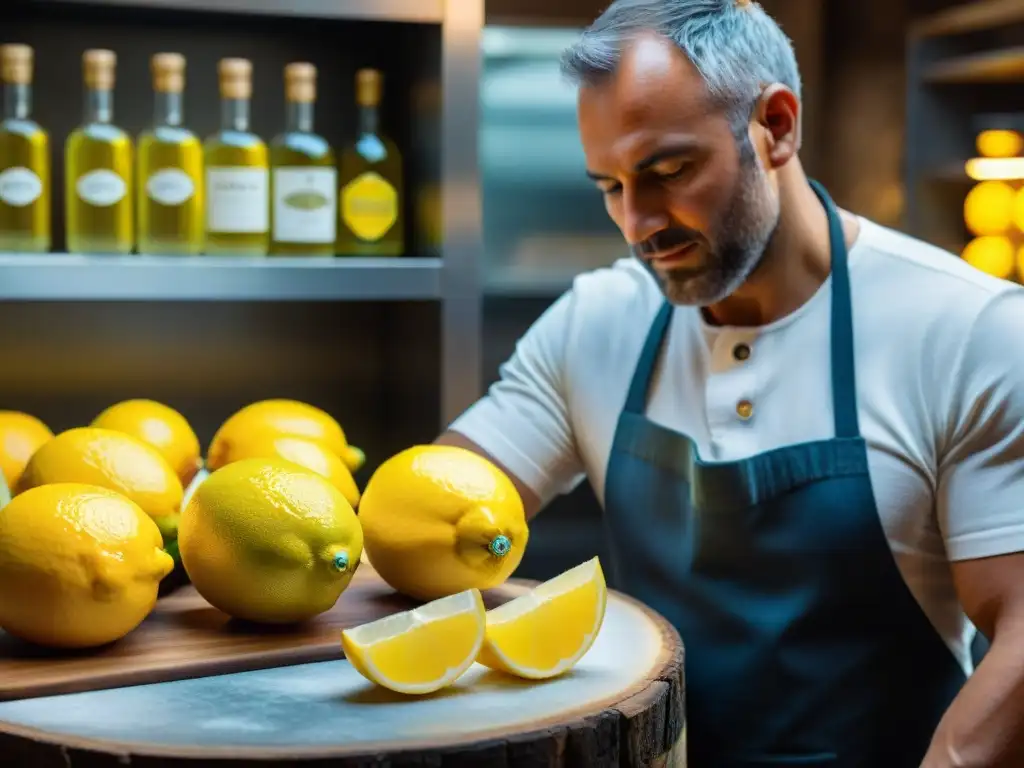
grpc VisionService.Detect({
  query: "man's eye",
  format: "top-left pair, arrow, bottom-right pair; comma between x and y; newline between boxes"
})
599,182 -> 622,195
656,163 -> 688,180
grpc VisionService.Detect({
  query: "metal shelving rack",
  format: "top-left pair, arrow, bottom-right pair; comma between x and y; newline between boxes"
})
2,0 -> 483,442
904,0 -> 1024,251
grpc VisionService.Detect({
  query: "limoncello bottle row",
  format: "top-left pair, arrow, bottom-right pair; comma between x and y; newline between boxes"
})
0,44 -> 404,257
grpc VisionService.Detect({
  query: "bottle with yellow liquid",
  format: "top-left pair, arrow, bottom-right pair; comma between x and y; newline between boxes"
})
337,69 -> 404,257
269,63 -> 336,256
66,49 -> 133,255
137,53 -> 203,255
0,44 -> 50,253
204,58 -> 268,256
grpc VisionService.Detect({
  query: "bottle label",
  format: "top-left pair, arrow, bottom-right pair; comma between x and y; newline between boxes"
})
342,171 -> 398,242
0,167 -> 43,208
147,168 -> 195,207
76,169 -> 127,207
272,167 -> 337,244
206,167 -> 269,234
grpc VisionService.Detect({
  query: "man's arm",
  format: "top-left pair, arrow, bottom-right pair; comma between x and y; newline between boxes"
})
921,290 -> 1024,767
437,291 -> 585,520
922,555 -> 1024,767
435,431 -> 544,519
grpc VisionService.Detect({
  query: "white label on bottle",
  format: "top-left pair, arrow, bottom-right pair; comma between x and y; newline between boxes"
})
206,167 -> 269,234
0,167 -> 43,208
147,168 -> 195,207
76,169 -> 127,207
272,167 -> 337,244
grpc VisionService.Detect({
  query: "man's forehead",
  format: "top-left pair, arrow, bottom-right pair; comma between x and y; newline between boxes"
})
577,33 -> 712,125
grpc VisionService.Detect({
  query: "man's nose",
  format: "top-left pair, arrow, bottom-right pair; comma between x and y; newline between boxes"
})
621,186 -> 670,248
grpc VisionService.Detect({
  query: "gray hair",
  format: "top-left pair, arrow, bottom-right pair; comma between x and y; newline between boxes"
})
560,0 -> 802,137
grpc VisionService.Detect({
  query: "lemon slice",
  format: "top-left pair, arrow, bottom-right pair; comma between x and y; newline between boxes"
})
477,557 -> 607,679
341,588 -> 486,695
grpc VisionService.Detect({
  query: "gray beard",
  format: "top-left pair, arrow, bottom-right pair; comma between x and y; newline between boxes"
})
647,153 -> 781,307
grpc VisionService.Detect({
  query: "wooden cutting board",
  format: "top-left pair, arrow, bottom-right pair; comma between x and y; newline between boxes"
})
0,566 -> 523,702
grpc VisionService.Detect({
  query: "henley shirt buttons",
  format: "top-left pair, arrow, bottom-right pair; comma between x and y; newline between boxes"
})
733,343 -> 751,361
736,399 -> 754,420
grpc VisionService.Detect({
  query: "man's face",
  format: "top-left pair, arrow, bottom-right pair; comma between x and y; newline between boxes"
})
577,35 -> 781,306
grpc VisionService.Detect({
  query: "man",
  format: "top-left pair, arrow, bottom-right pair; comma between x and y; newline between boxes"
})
438,0 -> 1024,765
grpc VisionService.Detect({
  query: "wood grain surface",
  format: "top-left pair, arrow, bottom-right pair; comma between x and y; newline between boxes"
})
0,567 -> 686,767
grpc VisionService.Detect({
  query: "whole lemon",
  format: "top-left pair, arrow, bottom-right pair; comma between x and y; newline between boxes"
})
92,399 -> 202,488
207,399 -> 365,474
179,458 -> 363,624
209,430 -> 360,508
0,411 -> 53,491
0,483 -> 174,648
18,427 -> 184,543
359,445 -> 529,601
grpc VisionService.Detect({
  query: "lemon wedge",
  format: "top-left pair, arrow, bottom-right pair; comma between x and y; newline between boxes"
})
477,557 -> 607,680
341,588 -> 486,695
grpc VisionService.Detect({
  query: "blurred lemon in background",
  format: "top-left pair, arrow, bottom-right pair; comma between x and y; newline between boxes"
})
18,427 -> 184,543
207,399 -> 365,474
0,411 -> 53,493
92,399 -> 202,488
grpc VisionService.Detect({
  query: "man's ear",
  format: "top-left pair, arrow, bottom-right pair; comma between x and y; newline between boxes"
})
753,84 -> 800,168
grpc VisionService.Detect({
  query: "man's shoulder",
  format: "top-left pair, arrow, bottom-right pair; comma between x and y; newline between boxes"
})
851,217 -> 1022,335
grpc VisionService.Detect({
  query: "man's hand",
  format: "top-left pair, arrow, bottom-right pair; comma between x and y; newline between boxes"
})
921,552 -> 1024,767
434,431 -> 544,519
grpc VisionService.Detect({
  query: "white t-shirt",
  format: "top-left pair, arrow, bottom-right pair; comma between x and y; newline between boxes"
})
450,216 -> 1024,675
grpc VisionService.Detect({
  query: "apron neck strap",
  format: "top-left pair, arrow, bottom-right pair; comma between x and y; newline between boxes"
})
622,179 -> 860,440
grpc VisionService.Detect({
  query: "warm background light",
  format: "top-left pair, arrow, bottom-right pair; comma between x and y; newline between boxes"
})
962,235 -> 1014,280
963,129 -> 1024,281
977,129 -> 1024,158
964,180 -> 1014,235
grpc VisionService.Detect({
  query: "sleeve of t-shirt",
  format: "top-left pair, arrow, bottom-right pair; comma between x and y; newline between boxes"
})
937,287 -> 1024,561
447,290 -> 586,508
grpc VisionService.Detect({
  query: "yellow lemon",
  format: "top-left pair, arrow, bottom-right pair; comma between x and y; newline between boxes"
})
358,445 -> 529,601
208,399 -> 365,473
208,431 -> 360,508
0,483 -> 174,648
0,411 -> 54,492
17,427 -> 184,543
178,458 -> 363,624
341,588 -> 486,695
92,399 -> 202,488
477,557 -> 607,679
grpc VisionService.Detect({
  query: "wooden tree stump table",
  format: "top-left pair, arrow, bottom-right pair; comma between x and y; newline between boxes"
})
0,569 -> 686,767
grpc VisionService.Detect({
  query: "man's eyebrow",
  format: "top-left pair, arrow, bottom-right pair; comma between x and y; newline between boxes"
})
585,141 -> 700,180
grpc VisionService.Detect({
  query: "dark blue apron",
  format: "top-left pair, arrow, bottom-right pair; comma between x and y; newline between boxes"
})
603,181 -> 966,767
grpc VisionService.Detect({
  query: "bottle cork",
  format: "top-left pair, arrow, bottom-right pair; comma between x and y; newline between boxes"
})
355,68 -> 382,108
284,62 -> 316,104
83,49 -> 116,90
218,57 -> 252,100
152,52 -> 185,94
0,44 -> 33,86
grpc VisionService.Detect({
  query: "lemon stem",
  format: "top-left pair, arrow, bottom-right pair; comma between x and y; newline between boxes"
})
333,551 -> 350,572
489,535 -> 511,558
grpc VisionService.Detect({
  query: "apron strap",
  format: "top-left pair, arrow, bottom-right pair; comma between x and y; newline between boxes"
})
622,179 -> 860,440
623,301 -> 673,414
809,179 -> 860,440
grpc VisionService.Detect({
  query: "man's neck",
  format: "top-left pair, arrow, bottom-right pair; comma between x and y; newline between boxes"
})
703,164 -> 860,328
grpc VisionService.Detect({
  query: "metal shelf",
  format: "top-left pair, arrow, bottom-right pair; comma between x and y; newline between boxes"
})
0,254 -> 443,301
911,0 -> 1024,39
923,47 -> 1024,84
36,0 -> 444,23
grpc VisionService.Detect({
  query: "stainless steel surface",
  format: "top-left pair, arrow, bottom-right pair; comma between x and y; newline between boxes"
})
480,26 -> 625,297
440,0 -> 485,427
34,0 -> 444,24
0,595 -> 661,753
0,255 -> 442,301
